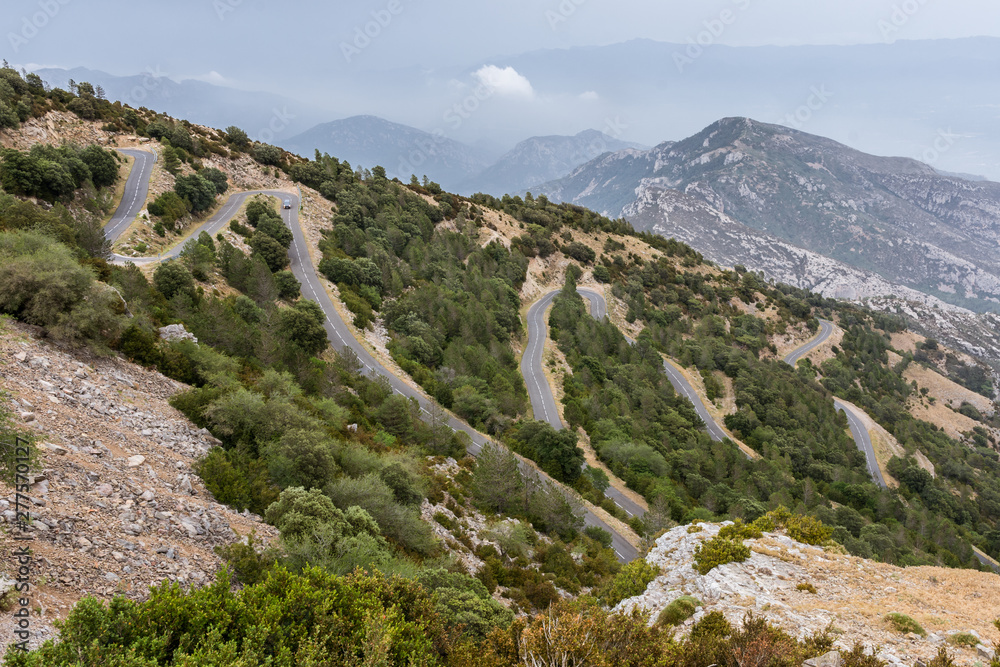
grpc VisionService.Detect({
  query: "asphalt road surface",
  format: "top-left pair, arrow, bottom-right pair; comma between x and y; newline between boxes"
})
972,546 -> 1000,573
659,358 -> 730,443
106,149 -> 156,243
521,288 -> 645,520
783,319 -> 834,366
834,399 -> 888,489
102,168 -> 639,562
784,321 -> 888,489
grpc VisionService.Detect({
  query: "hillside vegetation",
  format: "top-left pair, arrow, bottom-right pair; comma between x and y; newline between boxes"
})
0,65 -> 998,664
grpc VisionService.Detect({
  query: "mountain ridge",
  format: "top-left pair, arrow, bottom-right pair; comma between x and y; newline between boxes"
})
538,117 -> 1000,314
459,129 -> 646,196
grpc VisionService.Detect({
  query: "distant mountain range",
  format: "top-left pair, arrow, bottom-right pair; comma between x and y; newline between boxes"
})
32,67 -> 324,144
283,115 -> 492,189
283,116 -> 643,196
537,117 -> 1000,313
458,130 -> 646,196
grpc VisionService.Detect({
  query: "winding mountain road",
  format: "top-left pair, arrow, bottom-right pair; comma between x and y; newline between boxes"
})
102,161 -> 639,562
783,319 -> 834,366
834,398 -> 888,489
523,289 -> 733,447
521,286 -> 754,518
521,288 -> 645,519
784,320 -> 887,489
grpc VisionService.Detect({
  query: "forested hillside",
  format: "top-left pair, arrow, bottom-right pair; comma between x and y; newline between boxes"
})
1,64 -> 998,664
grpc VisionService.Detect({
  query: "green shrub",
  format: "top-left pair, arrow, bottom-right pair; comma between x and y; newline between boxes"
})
4,568 -> 445,666
884,612 -> 925,636
945,632 -> 978,648
584,525 -> 613,548
690,610 -> 733,640
718,519 -> 763,541
523,577 -> 559,610
785,514 -> 833,545
840,641 -> 890,667
148,190 -> 190,224
214,531 -> 277,586
274,270 -> 300,300
687,525 -> 703,533
600,559 -> 660,606
693,536 -> 751,575
796,582 -> 817,594
153,261 -> 195,300
564,241 -> 596,264
657,595 -> 700,626
340,286 -> 373,329
763,507 -> 832,545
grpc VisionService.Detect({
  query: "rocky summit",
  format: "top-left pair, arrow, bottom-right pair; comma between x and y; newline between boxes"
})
538,117 -> 1000,314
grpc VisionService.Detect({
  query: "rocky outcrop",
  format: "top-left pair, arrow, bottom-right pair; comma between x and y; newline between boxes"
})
158,324 -> 198,344
617,522 -> 1000,667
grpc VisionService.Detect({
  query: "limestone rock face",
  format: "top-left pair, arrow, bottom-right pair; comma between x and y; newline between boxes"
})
617,522 -> 1000,667
158,324 -> 198,344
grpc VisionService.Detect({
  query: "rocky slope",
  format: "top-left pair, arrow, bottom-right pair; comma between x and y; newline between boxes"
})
538,117 -> 1000,314
0,321 -> 277,649
619,522 -> 1000,667
622,185 -> 964,309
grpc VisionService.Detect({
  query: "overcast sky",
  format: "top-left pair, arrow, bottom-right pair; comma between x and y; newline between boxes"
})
7,0 -> 1000,88
5,0 -> 1000,179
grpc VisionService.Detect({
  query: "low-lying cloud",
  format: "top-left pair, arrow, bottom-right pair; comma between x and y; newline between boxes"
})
474,65 -> 534,98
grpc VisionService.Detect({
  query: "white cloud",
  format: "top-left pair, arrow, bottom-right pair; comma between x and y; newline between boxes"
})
473,65 -> 534,98
579,90 -> 600,101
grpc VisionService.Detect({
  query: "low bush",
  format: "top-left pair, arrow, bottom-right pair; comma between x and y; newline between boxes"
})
690,610 -> 733,640
945,632 -> 978,648
884,612 -> 925,636
796,582 -> 818,594
657,595 -> 700,626
600,559 -> 659,606
584,525 -> 613,548
693,536 -> 751,575
719,519 -> 763,541
763,506 -> 832,545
